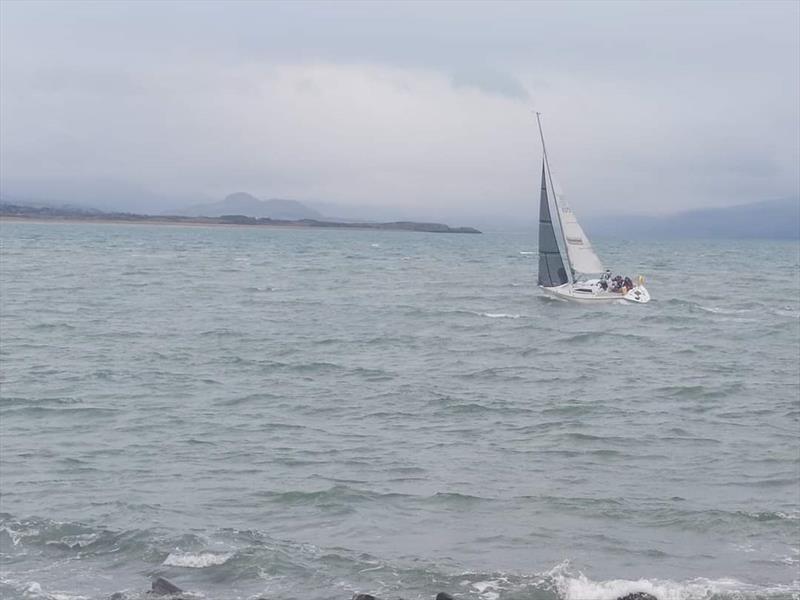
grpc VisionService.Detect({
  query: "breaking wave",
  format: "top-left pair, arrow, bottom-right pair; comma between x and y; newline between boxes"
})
162,551 -> 232,568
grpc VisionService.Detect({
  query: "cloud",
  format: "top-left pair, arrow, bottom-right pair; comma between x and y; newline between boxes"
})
0,0 -> 797,221
450,67 -> 530,101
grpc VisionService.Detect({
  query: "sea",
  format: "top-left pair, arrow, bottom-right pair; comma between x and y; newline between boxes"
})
0,221 -> 798,600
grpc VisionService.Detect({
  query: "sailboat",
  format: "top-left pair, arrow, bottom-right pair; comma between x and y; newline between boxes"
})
535,113 -> 651,304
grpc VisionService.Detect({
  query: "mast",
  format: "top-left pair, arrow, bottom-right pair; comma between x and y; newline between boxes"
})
535,112 -> 573,285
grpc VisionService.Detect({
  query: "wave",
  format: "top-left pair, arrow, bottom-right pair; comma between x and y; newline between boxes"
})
459,562 -> 800,600
697,305 -> 753,315
653,383 -> 745,400
456,310 -> 524,319
163,551 -> 232,568
0,579 -> 92,600
217,392 -> 281,406
28,322 -> 76,331
1,513 -> 797,600
461,367 -> 528,381
0,396 -> 82,408
559,331 -> 641,343
771,306 -> 800,319
253,485 -> 408,506
665,298 -> 777,321
0,516 -> 152,558
551,564 -> 798,600
745,510 -> 800,522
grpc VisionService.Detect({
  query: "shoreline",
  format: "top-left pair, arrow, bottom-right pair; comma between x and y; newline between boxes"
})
0,212 -> 481,234
0,215 -> 311,231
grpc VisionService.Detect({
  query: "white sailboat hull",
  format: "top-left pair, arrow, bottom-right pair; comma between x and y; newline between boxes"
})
540,281 -> 651,304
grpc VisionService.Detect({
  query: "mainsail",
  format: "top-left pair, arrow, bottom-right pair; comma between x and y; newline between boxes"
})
538,164 -> 570,287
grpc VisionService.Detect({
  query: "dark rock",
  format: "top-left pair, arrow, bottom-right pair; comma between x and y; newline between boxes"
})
353,595 -> 377,600
150,577 -> 182,595
616,593 -> 658,600
109,594 -> 126,600
436,594 -> 455,600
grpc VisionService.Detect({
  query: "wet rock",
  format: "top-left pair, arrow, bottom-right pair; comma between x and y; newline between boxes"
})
150,577 -> 183,596
436,594 -> 455,600
617,593 -> 658,600
352,595 -> 377,600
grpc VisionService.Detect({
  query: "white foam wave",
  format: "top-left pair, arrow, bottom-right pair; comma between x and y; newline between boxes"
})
746,510 -> 800,521
47,533 -> 99,548
698,305 -> 752,315
0,579 -> 89,600
782,546 -> 800,565
480,313 -> 521,319
547,561 -> 799,600
163,551 -> 232,568
559,573 -> 729,600
470,578 -> 506,600
23,582 -> 43,598
777,511 -> 800,520
0,525 -> 39,546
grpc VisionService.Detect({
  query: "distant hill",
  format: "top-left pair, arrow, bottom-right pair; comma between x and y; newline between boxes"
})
0,178 -> 202,215
173,192 -> 324,220
0,202 -> 480,234
587,197 -> 799,240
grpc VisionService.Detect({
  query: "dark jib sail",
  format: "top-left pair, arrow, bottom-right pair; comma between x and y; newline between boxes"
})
538,163 -> 569,287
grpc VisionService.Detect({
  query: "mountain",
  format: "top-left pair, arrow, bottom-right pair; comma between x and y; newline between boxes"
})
173,192 -> 324,220
0,178 -> 202,215
586,197 -> 800,240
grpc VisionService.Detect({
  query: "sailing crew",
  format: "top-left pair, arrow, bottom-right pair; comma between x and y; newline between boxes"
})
623,277 -> 634,292
599,270 -> 611,290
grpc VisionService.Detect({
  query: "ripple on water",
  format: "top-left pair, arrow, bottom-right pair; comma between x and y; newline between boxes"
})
0,226 -> 798,599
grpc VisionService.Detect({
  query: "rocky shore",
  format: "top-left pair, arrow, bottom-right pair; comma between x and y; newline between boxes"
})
113,576 -> 660,600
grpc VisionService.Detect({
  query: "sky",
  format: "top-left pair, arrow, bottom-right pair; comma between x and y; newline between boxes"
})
1,0 -> 798,222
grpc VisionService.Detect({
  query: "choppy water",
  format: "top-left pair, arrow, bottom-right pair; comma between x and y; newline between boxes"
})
0,221 -> 798,600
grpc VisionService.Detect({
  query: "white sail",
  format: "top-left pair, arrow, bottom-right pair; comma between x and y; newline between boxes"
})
556,193 -> 605,276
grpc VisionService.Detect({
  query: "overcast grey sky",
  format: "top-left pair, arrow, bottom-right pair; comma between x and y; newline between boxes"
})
1,0 -> 798,219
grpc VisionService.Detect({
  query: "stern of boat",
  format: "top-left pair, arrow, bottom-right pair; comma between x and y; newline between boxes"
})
624,285 -> 650,303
